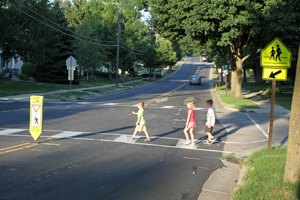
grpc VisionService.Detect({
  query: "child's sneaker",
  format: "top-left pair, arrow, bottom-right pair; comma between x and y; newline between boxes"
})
210,138 -> 216,144
144,138 -> 151,142
127,136 -> 133,141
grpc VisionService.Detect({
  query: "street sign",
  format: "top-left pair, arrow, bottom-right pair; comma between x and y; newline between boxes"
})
218,68 -> 222,74
260,38 -> 292,68
66,56 -> 76,81
224,71 -> 228,75
262,68 -> 287,81
29,96 -> 43,140
224,65 -> 228,71
66,56 -> 77,70
68,68 -> 75,81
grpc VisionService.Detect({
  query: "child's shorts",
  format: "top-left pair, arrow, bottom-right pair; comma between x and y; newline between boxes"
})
135,124 -> 147,132
205,126 -> 213,133
188,122 -> 196,128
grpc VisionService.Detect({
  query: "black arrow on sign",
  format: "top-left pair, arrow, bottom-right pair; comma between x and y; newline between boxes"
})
269,70 -> 282,78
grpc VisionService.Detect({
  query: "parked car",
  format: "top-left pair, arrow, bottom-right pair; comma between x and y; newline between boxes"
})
142,71 -> 163,78
127,67 -> 138,77
190,76 -> 202,85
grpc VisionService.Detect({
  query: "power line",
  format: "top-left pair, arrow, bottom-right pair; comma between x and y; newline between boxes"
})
120,45 -> 144,55
2,0 -> 146,55
12,0 -> 118,44
1,0 -> 119,47
12,0 -> 147,53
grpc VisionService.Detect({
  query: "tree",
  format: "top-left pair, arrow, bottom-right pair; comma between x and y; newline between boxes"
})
34,1 -> 79,84
149,0 -> 300,98
0,0 -> 58,64
284,43 -> 300,184
156,38 -> 177,69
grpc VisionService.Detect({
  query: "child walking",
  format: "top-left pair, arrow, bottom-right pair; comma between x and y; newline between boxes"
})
205,99 -> 216,144
183,101 -> 196,145
128,102 -> 151,142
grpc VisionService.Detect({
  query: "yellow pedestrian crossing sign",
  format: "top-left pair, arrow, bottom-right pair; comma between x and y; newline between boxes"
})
30,96 -> 44,140
262,68 -> 287,81
260,38 -> 292,68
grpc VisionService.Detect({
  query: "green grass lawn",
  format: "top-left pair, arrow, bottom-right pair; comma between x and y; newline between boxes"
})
218,94 -> 259,110
44,91 -> 94,101
259,93 -> 293,110
233,146 -> 299,200
0,76 -> 145,97
0,81 -> 102,97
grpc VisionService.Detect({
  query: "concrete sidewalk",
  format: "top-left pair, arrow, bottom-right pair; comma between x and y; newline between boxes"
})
198,84 -> 291,199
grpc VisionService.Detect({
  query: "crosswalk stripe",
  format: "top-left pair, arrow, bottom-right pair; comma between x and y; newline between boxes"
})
0,129 -> 26,135
102,103 -> 119,106
114,135 -> 140,143
176,139 -> 197,149
161,106 -> 175,108
76,102 -> 91,104
51,131 -> 84,138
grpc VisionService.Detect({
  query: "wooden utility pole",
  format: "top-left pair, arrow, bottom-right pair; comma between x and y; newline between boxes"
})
112,2 -> 130,86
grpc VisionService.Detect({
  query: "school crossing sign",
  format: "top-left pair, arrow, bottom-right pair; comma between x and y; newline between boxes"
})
261,38 -> 292,81
260,38 -> 292,68
30,96 -> 44,140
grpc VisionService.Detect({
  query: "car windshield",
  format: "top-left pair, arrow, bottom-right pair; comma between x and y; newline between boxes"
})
192,76 -> 199,79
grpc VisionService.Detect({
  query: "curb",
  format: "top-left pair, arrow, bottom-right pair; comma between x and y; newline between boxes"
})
213,87 -> 239,112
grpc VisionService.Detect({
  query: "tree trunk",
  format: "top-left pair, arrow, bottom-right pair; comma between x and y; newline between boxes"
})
284,43 -> 300,183
252,54 -> 265,83
231,67 -> 236,95
243,65 -> 247,82
228,46 -> 236,95
235,57 -> 243,99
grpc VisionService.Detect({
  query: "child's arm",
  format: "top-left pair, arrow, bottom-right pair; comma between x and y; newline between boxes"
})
207,116 -> 212,128
132,111 -> 138,115
136,115 -> 141,125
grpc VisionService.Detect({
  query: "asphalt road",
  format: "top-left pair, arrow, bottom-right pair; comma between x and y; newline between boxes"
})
0,56 -> 227,200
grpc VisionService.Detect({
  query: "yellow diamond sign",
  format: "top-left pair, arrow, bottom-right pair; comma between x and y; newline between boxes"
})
260,38 -> 292,68
262,68 -> 287,81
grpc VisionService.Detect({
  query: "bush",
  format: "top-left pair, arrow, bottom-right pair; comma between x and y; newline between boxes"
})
21,62 -> 35,77
18,74 -> 29,81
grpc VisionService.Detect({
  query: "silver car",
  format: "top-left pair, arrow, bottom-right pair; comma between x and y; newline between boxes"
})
190,76 -> 202,85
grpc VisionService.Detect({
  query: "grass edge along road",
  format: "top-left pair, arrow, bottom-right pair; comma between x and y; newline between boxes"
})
232,146 -> 299,200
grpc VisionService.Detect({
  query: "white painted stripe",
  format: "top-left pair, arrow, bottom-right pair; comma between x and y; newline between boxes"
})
102,103 -> 119,105
114,135 -> 140,143
76,102 -> 91,104
0,129 -> 26,135
161,106 -> 175,109
245,113 -> 269,138
194,108 -> 204,110
131,105 -> 138,107
51,131 -> 84,138
101,138 -> 233,154
176,139 -> 197,149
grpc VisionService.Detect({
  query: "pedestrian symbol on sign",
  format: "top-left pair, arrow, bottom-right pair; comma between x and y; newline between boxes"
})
34,116 -> 39,125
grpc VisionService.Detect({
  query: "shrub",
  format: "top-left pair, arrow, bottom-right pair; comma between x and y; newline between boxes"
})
21,62 -> 35,77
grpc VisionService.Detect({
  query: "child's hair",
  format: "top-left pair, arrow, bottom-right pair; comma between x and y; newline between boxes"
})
206,99 -> 213,105
138,101 -> 144,108
187,101 -> 195,109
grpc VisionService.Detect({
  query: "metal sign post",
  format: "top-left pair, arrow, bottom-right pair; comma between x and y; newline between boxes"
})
224,65 -> 229,95
66,56 -> 77,96
260,38 -> 292,148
